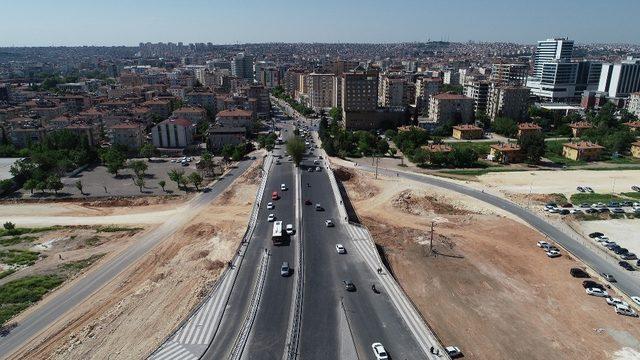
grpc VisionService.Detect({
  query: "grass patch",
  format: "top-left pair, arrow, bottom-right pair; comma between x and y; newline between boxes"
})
84,236 -> 103,247
439,168 -> 527,176
59,254 -> 104,273
450,141 -> 497,157
0,250 -> 40,266
95,225 -> 143,233
0,236 -> 37,247
0,275 -> 64,325
621,192 -> 640,200
0,226 -> 65,238
572,165 -> 640,171
570,193 -> 623,204
0,269 -> 16,279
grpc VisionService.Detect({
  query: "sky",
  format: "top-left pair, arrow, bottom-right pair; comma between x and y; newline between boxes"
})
0,0 -> 638,46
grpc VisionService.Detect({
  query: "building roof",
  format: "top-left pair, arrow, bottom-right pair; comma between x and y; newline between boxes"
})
433,93 -> 471,100
490,143 -> 521,152
397,125 -> 425,133
421,144 -> 453,153
110,123 -> 142,130
217,108 -> 252,118
623,121 -> 640,128
517,122 -> 542,130
157,117 -> 193,127
562,141 -> 604,150
569,121 -> 592,129
174,106 -> 206,114
452,124 -> 483,131
209,126 -> 246,134
631,141 -> 640,147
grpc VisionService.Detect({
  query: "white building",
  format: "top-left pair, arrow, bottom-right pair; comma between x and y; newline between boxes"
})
151,118 -> 194,149
598,57 -> 640,98
628,92 -> 640,118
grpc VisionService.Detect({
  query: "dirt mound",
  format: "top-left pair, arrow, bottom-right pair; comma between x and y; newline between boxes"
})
182,223 -> 218,239
391,190 -> 470,216
80,196 -> 182,208
336,167 -> 379,201
334,167 -> 354,181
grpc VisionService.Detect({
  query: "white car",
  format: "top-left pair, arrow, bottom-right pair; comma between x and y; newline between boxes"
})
586,287 -> 609,297
606,297 -> 629,307
548,208 -> 560,213
267,202 -> 274,210
281,184 -> 287,191
537,240 -> 550,248
546,250 -> 561,258
371,343 -> 388,360
632,296 -> 640,306
325,219 -> 334,227
268,214 -> 275,222
335,244 -> 346,254
595,236 -> 609,243
315,166 -> 321,172
446,346 -> 463,358
615,304 -> 638,317
286,224 -> 294,235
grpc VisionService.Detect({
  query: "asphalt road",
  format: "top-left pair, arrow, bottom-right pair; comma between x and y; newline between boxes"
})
0,159 -> 254,358
202,122 -> 298,359
357,164 -> 640,299
298,142 -> 424,360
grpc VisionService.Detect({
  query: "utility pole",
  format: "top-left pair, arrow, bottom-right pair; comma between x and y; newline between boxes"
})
374,153 -> 379,179
429,221 -> 435,256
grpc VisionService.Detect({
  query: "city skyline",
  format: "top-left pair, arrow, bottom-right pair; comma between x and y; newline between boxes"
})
1,0 -> 639,46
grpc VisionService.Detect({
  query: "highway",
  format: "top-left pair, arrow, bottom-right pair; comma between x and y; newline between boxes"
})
355,163 -> 640,300
0,159 -> 255,358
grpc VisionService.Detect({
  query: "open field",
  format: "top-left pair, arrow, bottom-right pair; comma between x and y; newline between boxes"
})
337,164 -> 640,360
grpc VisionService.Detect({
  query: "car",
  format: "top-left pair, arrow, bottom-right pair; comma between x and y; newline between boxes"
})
325,219 -> 334,227
608,202 -> 621,208
371,343 -> 388,360
307,167 -> 314,172
602,273 -> 617,282
614,247 -> 629,255
570,209 -> 583,215
622,253 -> 637,260
315,204 -> 323,211
586,287 -> 609,297
561,203 -> 574,208
585,208 -> 599,214
604,242 -> 618,249
577,186 -> 585,192
615,304 -> 638,317
589,232 -> 605,238
570,268 -> 590,278
446,346 -> 463,358
607,297 -> 629,307
268,214 -> 275,222
598,208 -> 610,213
280,262 -> 290,276
335,244 -> 346,254
281,184 -> 287,191
612,208 -> 625,214
592,202 -> 606,208
343,280 -> 356,292
272,191 -> 279,200
582,280 -> 604,289
304,199 -> 312,205
315,166 -> 321,172
267,202 -> 274,210
580,203 -> 591,208
594,236 -> 609,243
585,187 -> 594,193
621,201 -> 634,207
286,224 -> 294,235
546,250 -> 561,258
170,159 -> 176,163
537,240 -> 550,248
619,261 -> 634,271
631,296 -> 640,306
181,161 -> 189,166
548,208 -> 560,213
545,202 -> 558,208
632,185 -> 640,192
559,209 -> 570,215
275,160 -> 281,165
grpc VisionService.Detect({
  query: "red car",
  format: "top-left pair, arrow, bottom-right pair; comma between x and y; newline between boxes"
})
272,191 -> 279,200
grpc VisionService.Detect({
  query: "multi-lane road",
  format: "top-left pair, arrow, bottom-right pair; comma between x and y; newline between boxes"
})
0,159 -> 255,358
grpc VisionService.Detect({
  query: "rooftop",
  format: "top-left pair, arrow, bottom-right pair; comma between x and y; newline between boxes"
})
421,144 -> 453,152
569,121 -> 592,129
452,124 -> 482,131
563,141 -> 604,150
517,122 -> 542,130
433,93 -> 471,100
217,108 -> 252,118
491,143 -> 521,151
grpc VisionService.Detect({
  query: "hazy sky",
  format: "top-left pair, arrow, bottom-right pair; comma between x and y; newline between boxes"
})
1,0 -> 638,46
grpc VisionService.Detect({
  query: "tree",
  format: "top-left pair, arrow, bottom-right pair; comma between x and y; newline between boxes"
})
24,179 -> 38,195
101,147 -> 126,177
75,180 -> 84,195
3,221 -> 15,231
134,177 -> 145,193
128,160 -> 148,178
492,117 -> 518,137
168,169 -> 186,190
36,181 -> 47,194
139,143 -> 156,161
388,147 -> 398,158
329,107 -> 343,121
187,172 -> 203,191
518,133 -> 546,164
159,180 -> 166,192
286,137 -> 306,166
47,175 -> 64,194
412,148 -> 429,165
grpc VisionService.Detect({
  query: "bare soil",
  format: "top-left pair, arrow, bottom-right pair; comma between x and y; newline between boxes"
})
339,165 -> 640,360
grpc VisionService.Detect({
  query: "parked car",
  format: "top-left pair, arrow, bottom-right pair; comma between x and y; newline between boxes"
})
585,208 -> 599,214
615,304 -> 638,317
446,346 -> 463,359
335,244 -> 346,254
619,261 -> 634,271
286,224 -> 294,235
598,208 -> 610,213
548,208 -> 560,213
602,273 -> 617,282
559,209 -> 570,215
570,268 -> 590,278
621,201 -> 634,207
586,287 -> 609,297
267,202 -> 274,210
304,199 -> 312,205
612,208 -> 625,214
561,203 -> 574,208
608,202 -> 621,208
622,253 -> 637,260
537,240 -> 550,248
545,203 -> 557,209
585,187 -> 594,193
576,186 -> 585,192
268,214 -> 275,222
607,297 -> 629,307
632,185 -> 640,192
582,280 -> 604,289
371,343 -> 389,360
580,203 -> 591,208
546,250 -> 561,258
631,296 -> 640,306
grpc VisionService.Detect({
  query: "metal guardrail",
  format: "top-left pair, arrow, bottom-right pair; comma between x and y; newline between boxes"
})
283,168 -> 304,360
228,252 -> 270,360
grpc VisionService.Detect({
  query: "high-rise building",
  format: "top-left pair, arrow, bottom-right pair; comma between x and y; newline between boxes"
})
491,63 -> 528,86
231,53 -> 255,79
487,85 -> 531,121
464,80 -> 491,114
531,38 -> 574,79
380,76 -> 412,108
415,77 -> 442,113
443,70 -> 460,85
428,93 -> 474,124
527,38 -> 579,101
598,57 -> 640,98
341,70 -> 379,113
307,73 -> 335,110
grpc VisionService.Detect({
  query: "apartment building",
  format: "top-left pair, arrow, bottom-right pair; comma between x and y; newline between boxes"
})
341,69 -> 381,129
151,118 -> 194,148
380,76 -> 412,108
428,93 -> 474,124
173,106 -> 207,124
109,123 -> 145,149
415,77 -> 442,112
627,92 -> 640,118
307,73 -> 335,110
231,53 -> 255,79
487,85 -> 530,121
491,63 -> 528,86
598,57 -> 640,98
464,79 -> 491,114
215,108 -> 253,129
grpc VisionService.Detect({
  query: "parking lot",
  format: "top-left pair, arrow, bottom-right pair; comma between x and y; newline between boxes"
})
12,157 -> 205,199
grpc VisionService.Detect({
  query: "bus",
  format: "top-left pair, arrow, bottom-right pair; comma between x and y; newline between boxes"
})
272,221 -> 285,245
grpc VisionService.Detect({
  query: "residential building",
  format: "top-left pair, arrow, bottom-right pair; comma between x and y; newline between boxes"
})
207,126 -> 246,150
452,124 -> 483,140
562,141 -> 604,161
284,69 -> 303,97
341,69 -> 380,129
487,85 -> 530,121
581,90 -> 609,109
569,121 -> 593,137
109,123 -> 145,149
151,118 -> 194,148
186,92 -> 216,112
380,76 -> 412,108
631,141 -> 640,159
490,143 -> 524,164
598,57 -> 640,98
10,127 -> 47,148
464,79 -> 491,114
231,53 -> 255,79
307,73 -> 335,110
215,108 -> 253,129
244,85 -> 270,118
443,70 -> 460,85
517,122 -> 542,137
173,106 -> 207,124
624,121 -> 640,132
142,99 -> 172,119
491,63 -> 528,86
415,77 -> 442,113
428,93 -> 474,124
65,124 -> 96,147
628,92 -> 640,118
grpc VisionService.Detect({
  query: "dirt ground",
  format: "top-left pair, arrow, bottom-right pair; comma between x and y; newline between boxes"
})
338,165 -> 640,360
8,159 -> 261,360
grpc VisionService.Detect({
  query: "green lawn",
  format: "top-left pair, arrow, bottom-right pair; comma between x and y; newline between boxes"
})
95,225 -> 143,233
0,249 -> 40,266
0,226 -> 64,238
0,275 -> 64,325
621,192 -> 640,200
59,254 -> 104,272
450,141 -> 497,157
569,193 -> 624,204
0,236 -> 37,247
0,269 -> 15,280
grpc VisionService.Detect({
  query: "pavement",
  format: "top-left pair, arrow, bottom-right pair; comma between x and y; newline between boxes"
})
0,158 -> 255,358
352,162 -> 640,301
